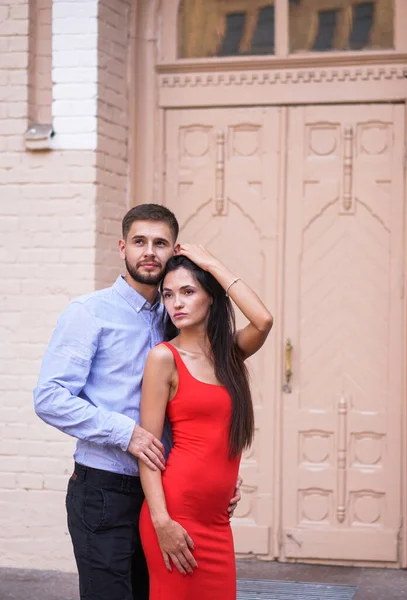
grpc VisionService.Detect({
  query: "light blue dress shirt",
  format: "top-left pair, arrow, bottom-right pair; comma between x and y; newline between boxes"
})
34,275 -> 170,476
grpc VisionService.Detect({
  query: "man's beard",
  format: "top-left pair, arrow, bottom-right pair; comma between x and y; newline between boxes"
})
125,257 -> 164,286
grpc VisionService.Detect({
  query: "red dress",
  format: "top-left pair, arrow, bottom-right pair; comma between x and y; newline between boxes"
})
139,342 -> 241,600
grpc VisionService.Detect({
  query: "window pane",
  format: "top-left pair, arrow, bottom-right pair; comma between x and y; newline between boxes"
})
312,10 -> 338,50
249,6 -> 275,55
178,0 -> 275,59
349,2 -> 374,49
218,13 -> 246,56
289,0 -> 394,54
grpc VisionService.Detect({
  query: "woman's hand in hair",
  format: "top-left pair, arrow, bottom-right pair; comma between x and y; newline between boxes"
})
177,244 -> 218,272
179,243 -> 273,359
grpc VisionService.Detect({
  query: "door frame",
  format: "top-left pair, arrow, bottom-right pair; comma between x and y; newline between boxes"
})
402,102 -> 407,569
129,0 -> 407,567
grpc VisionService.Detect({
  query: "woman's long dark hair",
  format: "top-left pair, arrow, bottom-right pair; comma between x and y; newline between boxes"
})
161,255 -> 254,457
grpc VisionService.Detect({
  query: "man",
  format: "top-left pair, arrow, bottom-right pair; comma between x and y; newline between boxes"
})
34,204 -> 241,600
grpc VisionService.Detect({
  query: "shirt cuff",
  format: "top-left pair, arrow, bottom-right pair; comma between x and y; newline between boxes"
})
111,414 -> 136,452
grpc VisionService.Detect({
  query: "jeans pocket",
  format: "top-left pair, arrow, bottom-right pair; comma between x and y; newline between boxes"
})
82,484 -> 109,533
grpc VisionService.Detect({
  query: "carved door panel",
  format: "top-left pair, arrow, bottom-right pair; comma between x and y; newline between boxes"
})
165,107 -> 280,556
282,104 -> 405,562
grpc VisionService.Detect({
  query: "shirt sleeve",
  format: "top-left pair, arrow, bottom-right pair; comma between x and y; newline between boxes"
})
33,301 -> 135,452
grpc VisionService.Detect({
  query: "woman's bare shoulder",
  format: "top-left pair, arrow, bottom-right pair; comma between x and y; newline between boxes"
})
147,342 -> 175,367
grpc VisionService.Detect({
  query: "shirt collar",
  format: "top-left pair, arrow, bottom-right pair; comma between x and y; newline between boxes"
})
113,275 -> 161,313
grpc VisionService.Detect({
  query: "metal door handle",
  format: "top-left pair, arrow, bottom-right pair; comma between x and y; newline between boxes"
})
283,338 -> 293,393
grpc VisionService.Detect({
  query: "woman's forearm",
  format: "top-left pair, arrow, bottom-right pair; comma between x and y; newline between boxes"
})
139,463 -> 170,526
208,260 -> 273,332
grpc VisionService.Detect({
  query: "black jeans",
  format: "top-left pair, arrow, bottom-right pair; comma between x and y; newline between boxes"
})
66,462 -> 149,600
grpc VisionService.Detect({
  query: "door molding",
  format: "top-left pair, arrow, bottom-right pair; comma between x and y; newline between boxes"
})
157,59 -> 407,107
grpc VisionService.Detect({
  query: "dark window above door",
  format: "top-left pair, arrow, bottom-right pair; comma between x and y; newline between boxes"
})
178,0 -> 395,58
289,0 -> 394,53
179,1 -> 275,58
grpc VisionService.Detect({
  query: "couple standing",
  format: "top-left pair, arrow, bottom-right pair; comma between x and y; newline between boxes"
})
34,204 -> 273,600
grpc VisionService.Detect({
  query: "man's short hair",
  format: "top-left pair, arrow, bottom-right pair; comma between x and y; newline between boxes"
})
122,204 -> 179,242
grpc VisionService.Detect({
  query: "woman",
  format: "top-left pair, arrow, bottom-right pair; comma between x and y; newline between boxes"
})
139,245 -> 273,600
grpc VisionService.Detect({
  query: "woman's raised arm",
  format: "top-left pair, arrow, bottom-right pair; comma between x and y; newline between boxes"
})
177,244 -> 273,359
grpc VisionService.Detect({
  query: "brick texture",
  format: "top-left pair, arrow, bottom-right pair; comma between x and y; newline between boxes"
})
28,0 -> 52,124
52,0 -> 98,150
0,0 -> 132,571
95,0 -> 132,288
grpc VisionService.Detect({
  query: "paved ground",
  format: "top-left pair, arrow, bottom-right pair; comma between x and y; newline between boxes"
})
1,560 -> 406,599
236,560 -> 407,600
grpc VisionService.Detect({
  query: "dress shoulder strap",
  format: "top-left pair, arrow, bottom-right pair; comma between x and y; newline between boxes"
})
158,341 -> 188,376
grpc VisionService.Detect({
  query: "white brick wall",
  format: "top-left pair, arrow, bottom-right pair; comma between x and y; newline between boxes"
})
0,0 -> 132,571
52,0 -> 98,150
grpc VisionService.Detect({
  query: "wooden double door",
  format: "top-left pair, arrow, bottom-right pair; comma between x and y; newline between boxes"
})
162,104 -> 405,564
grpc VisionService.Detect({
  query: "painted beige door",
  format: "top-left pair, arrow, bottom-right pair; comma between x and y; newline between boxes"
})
164,107 -> 280,556
282,104 -> 405,563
